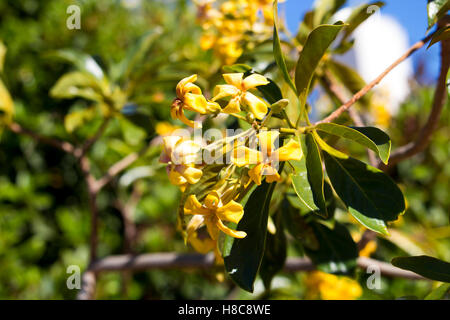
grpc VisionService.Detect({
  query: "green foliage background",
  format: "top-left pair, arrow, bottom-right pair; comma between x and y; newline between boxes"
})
0,0 -> 448,299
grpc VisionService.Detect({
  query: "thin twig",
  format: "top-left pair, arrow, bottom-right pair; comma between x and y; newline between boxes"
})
380,16 -> 450,169
7,122 -> 77,154
316,31 -> 436,125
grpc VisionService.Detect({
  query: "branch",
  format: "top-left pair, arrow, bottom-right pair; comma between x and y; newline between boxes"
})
7,122 -> 77,154
380,16 -> 450,169
316,32 -> 435,125
80,117 -> 111,156
93,142 -> 152,193
81,252 -> 426,280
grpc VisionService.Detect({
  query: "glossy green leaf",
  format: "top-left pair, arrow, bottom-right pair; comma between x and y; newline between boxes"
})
392,255 -> 450,282
49,49 -> 105,80
257,77 -> 283,105
259,210 -> 287,290
304,221 -> 358,275
290,134 -> 328,217
428,26 -> 450,49
273,0 -> 297,94
425,283 -> 450,300
427,0 -> 450,29
283,199 -> 319,250
316,123 -> 391,164
340,2 -> 385,43
312,130 -> 349,159
224,178 -> 278,292
295,23 -> 345,113
324,152 -> 405,235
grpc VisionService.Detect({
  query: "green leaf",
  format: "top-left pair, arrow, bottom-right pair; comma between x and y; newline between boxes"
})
315,123 -> 391,164
425,283 -> 450,300
259,210 -> 287,290
283,199 -> 319,250
64,106 -> 98,133
427,0 -> 450,29
324,152 -> 405,235
428,26 -> 450,49
295,23 -> 345,114
0,41 -> 6,73
304,221 -> 358,275
118,116 -> 147,146
222,64 -> 253,73
224,178 -> 278,292
49,50 -> 105,80
312,130 -> 349,159
273,0 -> 297,94
340,2 -> 385,43
257,77 -> 283,105
290,134 -> 328,217
326,59 -> 371,104
392,256 -> 450,282
50,71 -> 104,102
313,0 -> 347,26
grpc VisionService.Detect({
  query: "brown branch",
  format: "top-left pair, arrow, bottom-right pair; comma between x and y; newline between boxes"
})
93,143 -> 152,193
316,31 -> 436,125
320,73 -> 378,166
7,122 -> 77,154
380,16 -> 450,169
80,252 -> 425,280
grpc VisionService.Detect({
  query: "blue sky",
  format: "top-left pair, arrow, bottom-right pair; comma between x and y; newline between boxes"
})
282,0 -> 441,81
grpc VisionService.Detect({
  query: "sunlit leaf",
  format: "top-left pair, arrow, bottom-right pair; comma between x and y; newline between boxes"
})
427,0 -> 450,29
324,152 -> 405,235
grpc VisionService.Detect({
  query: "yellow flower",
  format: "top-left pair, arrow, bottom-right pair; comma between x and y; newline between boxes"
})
186,215 -> 216,254
160,136 -> 203,190
212,73 -> 269,120
305,271 -> 363,300
184,191 -> 247,240
172,75 -> 220,127
232,130 -> 302,185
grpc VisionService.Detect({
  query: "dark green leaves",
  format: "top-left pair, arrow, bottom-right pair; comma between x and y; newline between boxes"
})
324,152 -> 405,235
428,26 -> 450,49
392,255 -> 450,282
295,23 -> 345,113
273,0 -> 297,94
304,221 -> 358,275
427,0 -> 450,30
259,211 -> 287,290
316,123 -> 391,164
290,134 -> 328,217
224,179 -> 277,292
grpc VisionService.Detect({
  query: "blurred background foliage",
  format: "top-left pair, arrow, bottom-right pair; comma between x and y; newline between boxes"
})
0,0 -> 448,299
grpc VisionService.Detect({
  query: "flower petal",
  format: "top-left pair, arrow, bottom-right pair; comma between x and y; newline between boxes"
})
257,130 -> 279,157
222,96 -> 242,114
263,165 -> 281,183
184,195 -> 211,216
272,139 -> 302,162
242,74 -> 269,90
216,200 -> 244,224
216,218 -> 247,239
180,166 -> 203,184
183,93 -> 208,114
205,216 -> 220,240
231,146 -> 262,167
212,84 -> 240,101
248,163 -> 264,185
242,92 -> 268,120
176,74 -> 197,98
223,73 -> 244,88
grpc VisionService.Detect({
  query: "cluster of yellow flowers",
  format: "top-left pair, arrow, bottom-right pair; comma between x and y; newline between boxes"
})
305,271 -> 363,300
195,0 -> 277,64
161,73 -> 302,261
